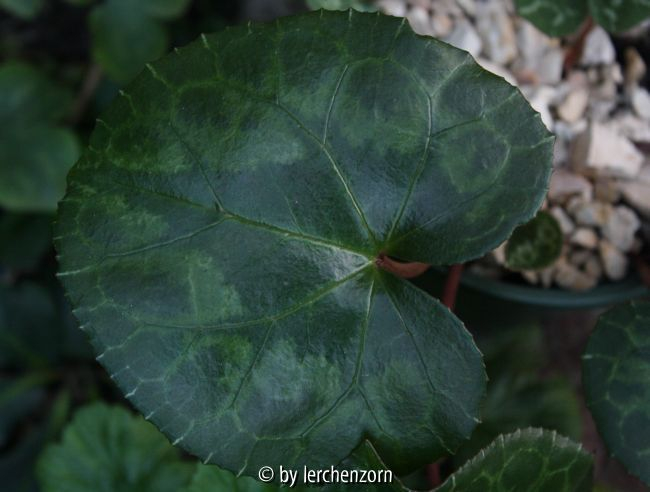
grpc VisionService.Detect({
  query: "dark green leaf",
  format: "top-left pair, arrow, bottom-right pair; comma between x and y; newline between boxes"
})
435,429 -> 593,492
0,213 -> 53,270
506,211 -> 562,271
590,0 -> 650,33
515,0 -> 650,36
90,0 -> 169,83
0,0 -> 44,20
0,63 -> 79,212
514,0 -> 588,37
36,403 -> 194,492
55,10 -> 552,477
583,301 -> 650,485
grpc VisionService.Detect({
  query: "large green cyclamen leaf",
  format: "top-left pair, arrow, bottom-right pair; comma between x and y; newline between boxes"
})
0,63 -> 80,212
37,403 -> 194,492
515,0 -> 650,36
55,10 -> 552,478
435,429 -> 593,492
583,301 -> 650,485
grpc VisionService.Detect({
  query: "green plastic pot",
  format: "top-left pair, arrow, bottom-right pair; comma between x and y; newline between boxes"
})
459,270 -> 649,310
414,268 -> 649,311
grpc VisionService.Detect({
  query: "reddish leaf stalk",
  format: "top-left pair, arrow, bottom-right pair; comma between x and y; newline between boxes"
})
441,264 -> 464,311
563,16 -> 594,74
375,254 -> 430,279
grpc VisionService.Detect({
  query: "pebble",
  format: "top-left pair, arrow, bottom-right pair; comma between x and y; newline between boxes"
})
548,170 -> 593,203
558,88 -> 589,123
554,258 -> 599,291
550,206 -> 575,235
602,206 -> 641,252
475,0 -> 517,65
445,18 -> 482,57
527,86 -> 557,130
571,123 -> 644,178
431,12 -> 454,37
620,181 -> 650,219
631,87 -> 650,120
377,0 -> 407,17
624,47 -> 646,87
514,21 -> 563,85
584,255 -> 603,279
593,179 -> 621,203
581,27 -> 616,66
407,6 -> 435,36
572,201 -> 613,227
599,240 -> 629,281
571,228 -> 599,249
611,114 -> 650,143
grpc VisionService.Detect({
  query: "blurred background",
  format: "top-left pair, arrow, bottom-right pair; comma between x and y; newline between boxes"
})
1,0 -> 649,491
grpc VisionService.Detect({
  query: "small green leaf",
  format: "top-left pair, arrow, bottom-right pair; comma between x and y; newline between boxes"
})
590,0 -> 650,33
583,301 -> 650,485
56,10 -> 552,477
514,0 -> 588,37
515,0 -> 650,36
89,0 -> 168,83
0,0 -> 45,19
435,429 -> 593,492
0,63 -> 79,213
306,0 -> 377,12
36,403 -> 195,492
505,211 -> 562,271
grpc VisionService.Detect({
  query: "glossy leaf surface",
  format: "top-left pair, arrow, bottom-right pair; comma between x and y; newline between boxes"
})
56,11 -> 552,476
505,211 -> 562,271
37,403 -> 194,492
435,429 -> 593,492
583,301 -> 650,485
